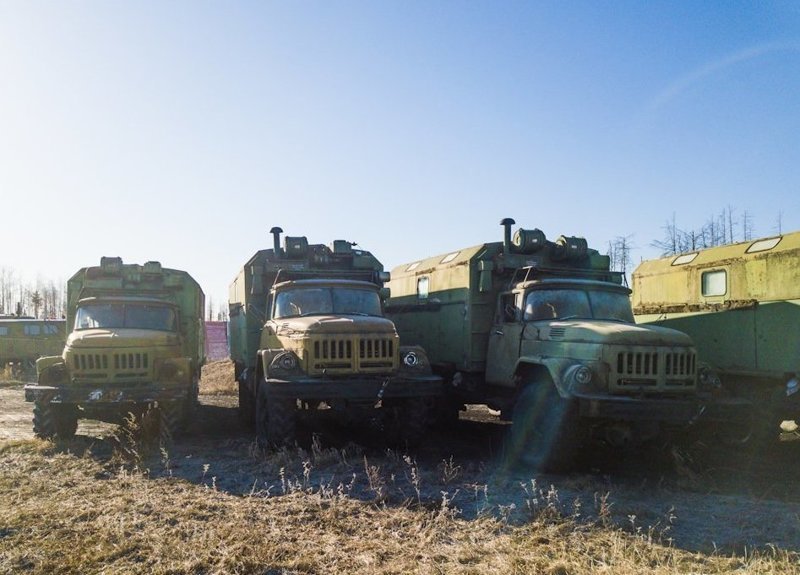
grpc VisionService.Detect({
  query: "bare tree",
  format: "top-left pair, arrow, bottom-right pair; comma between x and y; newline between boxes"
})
742,210 -> 754,241
726,205 -> 736,243
651,213 -> 683,256
608,234 -> 635,286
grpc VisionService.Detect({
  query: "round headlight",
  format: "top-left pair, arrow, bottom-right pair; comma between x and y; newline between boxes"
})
574,365 -> 593,385
277,353 -> 298,371
402,351 -> 419,367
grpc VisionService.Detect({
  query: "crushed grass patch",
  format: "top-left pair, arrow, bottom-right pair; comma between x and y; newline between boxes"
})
1,441 -> 798,574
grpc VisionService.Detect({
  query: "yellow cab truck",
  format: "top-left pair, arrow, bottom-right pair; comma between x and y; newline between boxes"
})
24,258 -> 205,440
632,231 -> 800,438
229,227 -> 441,449
386,218 -> 749,470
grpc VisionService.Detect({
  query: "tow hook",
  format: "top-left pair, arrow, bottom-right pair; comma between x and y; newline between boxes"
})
374,378 -> 390,408
688,404 -> 706,425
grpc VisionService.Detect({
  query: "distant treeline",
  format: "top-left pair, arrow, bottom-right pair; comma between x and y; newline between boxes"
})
0,268 -> 65,319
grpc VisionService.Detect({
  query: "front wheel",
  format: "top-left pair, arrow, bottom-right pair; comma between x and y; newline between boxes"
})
507,384 -> 583,472
33,401 -> 78,440
255,380 -> 296,449
158,400 -> 185,444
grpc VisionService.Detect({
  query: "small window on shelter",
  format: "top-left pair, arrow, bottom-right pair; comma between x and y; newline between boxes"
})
746,237 -> 782,254
672,253 -> 698,266
0,327 -> 8,336
417,277 -> 429,300
701,270 -> 727,297
440,251 -> 460,264
24,324 -> 41,336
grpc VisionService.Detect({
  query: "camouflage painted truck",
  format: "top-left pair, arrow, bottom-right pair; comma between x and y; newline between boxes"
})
24,258 -> 205,440
632,230 -> 800,438
386,218 -> 748,470
229,227 -> 441,448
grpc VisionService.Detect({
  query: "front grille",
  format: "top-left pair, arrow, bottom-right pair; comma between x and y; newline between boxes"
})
70,352 -> 151,381
73,352 -> 149,371
309,335 -> 397,374
610,348 -> 695,392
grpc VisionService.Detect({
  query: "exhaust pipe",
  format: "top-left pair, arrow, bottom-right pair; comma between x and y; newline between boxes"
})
270,227 -> 283,257
500,218 -> 515,254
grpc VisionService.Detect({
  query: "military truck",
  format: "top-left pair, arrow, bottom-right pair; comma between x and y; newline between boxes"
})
0,317 -> 65,377
386,218 -> 747,470
632,230 -> 800,436
24,258 -> 205,440
229,227 -> 441,448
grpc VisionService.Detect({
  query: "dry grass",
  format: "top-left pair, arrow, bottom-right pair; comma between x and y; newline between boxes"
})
0,439 -> 797,575
200,359 -> 237,396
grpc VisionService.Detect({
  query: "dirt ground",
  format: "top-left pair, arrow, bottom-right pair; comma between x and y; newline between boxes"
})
3,361 -> 800,556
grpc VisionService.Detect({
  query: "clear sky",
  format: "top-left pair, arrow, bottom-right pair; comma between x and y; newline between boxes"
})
1,1 -> 798,311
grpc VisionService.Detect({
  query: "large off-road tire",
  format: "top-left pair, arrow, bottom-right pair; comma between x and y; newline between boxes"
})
507,384 -> 583,473
158,400 -> 185,445
33,401 -> 78,440
431,397 -> 461,429
382,398 -> 431,448
238,379 -> 255,428
255,380 -> 296,449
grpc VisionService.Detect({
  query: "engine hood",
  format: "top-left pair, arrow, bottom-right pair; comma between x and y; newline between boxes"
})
66,328 -> 181,349
273,315 -> 397,336
539,320 -> 694,347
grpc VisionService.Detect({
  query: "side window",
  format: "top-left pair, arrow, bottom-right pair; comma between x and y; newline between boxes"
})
701,270 -> 727,297
417,276 -> 429,300
499,293 -> 518,323
44,324 -> 59,335
24,324 -> 41,336
0,326 -> 8,336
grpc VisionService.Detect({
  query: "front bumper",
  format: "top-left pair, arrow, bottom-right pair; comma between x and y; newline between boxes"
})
24,382 -> 190,404
264,374 -> 442,400
575,392 -> 753,425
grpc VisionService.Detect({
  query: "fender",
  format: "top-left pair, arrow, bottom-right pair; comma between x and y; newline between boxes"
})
36,355 -> 68,385
258,348 -> 292,379
513,355 -> 579,398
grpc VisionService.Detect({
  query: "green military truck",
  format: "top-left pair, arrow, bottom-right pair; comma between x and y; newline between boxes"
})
229,227 -> 441,448
386,218 -> 747,470
24,258 -> 205,440
632,231 -> 800,436
0,317 -> 65,378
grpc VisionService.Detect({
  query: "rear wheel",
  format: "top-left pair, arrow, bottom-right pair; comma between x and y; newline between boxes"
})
239,378 -> 255,428
507,384 -> 583,472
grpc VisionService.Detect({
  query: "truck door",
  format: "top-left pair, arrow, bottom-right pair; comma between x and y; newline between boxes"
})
485,292 -> 524,386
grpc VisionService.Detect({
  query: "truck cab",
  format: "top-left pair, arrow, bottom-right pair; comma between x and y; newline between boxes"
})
25,258 -> 205,442
387,218 -> 748,470
230,228 -> 441,449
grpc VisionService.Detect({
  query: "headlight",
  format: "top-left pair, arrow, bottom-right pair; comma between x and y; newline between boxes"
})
574,365 -> 593,385
565,363 -> 597,392
271,352 -> 299,372
698,366 -> 721,391
402,351 -> 419,367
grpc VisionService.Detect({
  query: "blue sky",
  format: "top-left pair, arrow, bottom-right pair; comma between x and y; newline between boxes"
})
1,1 -> 798,311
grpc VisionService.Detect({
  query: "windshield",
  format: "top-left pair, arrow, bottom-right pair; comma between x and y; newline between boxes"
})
75,303 -> 178,331
523,288 -> 634,322
273,287 -> 382,319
